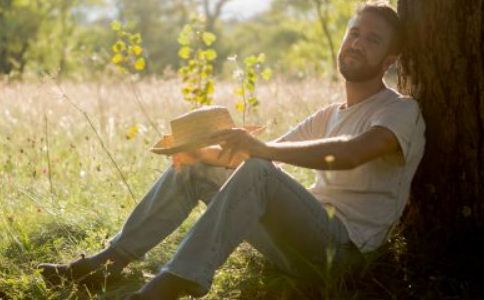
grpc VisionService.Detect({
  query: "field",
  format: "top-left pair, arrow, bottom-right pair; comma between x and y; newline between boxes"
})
1,78 -> 375,299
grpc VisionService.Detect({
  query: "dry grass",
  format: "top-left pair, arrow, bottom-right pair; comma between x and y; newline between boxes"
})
0,77 -> 351,299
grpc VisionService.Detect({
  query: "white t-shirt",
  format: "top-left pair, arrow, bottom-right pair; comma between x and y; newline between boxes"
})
280,87 -> 425,252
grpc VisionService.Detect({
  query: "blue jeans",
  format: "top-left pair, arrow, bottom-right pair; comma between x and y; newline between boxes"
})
110,158 -> 359,293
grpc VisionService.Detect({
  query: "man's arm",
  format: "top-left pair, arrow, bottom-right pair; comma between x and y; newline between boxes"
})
212,126 -> 402,170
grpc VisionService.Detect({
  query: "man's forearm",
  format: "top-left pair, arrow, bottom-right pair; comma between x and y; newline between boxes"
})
197,137 -> 358,170
256,138 -> 357,170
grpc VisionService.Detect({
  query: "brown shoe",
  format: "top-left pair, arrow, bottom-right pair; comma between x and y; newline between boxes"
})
37,247 -> 129,288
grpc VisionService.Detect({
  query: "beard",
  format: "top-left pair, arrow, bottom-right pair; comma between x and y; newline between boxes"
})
338,49 -> 384,82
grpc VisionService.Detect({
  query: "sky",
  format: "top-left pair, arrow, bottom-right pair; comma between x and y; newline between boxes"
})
221,0 -> 272,20
84,0 -> 272,23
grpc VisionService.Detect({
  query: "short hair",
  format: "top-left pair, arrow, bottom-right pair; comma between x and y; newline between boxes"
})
356,1 -> 402,55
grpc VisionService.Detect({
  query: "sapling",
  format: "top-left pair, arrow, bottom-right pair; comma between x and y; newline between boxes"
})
229,53 -> 272,126
177,15 -> 217,108
110,20 -> 161,136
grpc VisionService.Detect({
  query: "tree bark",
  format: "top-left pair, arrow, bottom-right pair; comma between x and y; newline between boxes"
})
397,0 -> 484,241
202,0 -> 231,33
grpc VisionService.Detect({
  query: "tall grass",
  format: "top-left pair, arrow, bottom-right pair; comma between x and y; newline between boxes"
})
0,77 -> 377,299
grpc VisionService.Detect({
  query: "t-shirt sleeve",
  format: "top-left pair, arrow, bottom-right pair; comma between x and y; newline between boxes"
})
369,99 -> 422,162
277,107 -> 330,142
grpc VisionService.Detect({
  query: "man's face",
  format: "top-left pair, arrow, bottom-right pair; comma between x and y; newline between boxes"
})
337,11 -> 396,82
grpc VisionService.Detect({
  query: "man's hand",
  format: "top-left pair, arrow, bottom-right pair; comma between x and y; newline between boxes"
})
171,128 -> 267,171
210,128 -> 268,162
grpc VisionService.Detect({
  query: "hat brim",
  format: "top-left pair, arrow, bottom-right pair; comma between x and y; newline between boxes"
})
150,137 -> 218,155
150,125 -> 265,156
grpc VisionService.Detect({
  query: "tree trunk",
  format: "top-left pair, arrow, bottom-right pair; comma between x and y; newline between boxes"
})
312,0 -> 337,72
396,0 -> 484,292
397,0 -> 484,232
202,0 -> 231,34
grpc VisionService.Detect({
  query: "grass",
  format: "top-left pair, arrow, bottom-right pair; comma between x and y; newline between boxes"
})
0,77 -> 451,299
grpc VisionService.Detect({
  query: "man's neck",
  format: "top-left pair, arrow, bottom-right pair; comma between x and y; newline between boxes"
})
344,78 -> 386,108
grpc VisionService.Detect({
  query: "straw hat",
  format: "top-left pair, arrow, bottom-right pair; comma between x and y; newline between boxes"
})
150,106 -> 254,155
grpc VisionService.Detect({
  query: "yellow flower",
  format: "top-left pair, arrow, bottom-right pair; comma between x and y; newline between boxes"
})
112,41 -> 126,53
126,125 -> 139,140
131,45 -> 143,56
111,54 -> 123,64
134,57 -> 146,71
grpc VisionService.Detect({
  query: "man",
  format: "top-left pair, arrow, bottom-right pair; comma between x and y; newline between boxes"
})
38,1 -> 425,299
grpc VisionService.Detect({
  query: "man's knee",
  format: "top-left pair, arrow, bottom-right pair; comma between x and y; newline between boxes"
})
188,163 -> 233,187
239,158 -> 274,173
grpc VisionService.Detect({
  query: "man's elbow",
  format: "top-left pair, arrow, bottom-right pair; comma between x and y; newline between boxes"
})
319,152 -> 359,170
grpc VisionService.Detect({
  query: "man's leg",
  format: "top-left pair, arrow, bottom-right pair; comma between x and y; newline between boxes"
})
135,158 -> 359,297
109,163 -> 232,260
38,163 -> 232,285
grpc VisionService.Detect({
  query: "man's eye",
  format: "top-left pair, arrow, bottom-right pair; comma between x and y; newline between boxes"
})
367,37 -> 380,44
350,31 -> 359,37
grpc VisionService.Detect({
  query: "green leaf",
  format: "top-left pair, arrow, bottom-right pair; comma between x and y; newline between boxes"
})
204,49 -> 217,61
182,87 -> 192,95
202,32 -> 217,46
248,97 -> 259,107
111,20 -> 122,31
178,66 -> 189,75
245,81 -> 255,92
130,33 -> 142,45
206,80 -> 215,94
177,25 -> 193,46
178,47 -> 192,59
178,35 -> 190,46
197,49 -> 204,60
196,95 -> 205,104
234,87 -> 244,96
120,31 -> 129,38
244,55 -> 258,66
235,101 -> 245,112
247,70 -> 256,81
204,65 -> 213,75
261,68 -> 273,80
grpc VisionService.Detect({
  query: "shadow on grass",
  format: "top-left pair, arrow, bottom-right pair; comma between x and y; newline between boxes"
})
3,219 -> 482,300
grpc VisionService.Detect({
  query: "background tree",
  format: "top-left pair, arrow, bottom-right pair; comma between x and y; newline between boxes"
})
201,0 -> 232,34
0,0 -> 46,76
397,0 -> 484,294
0,0 -> 365,78
312,0 -> 336,71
